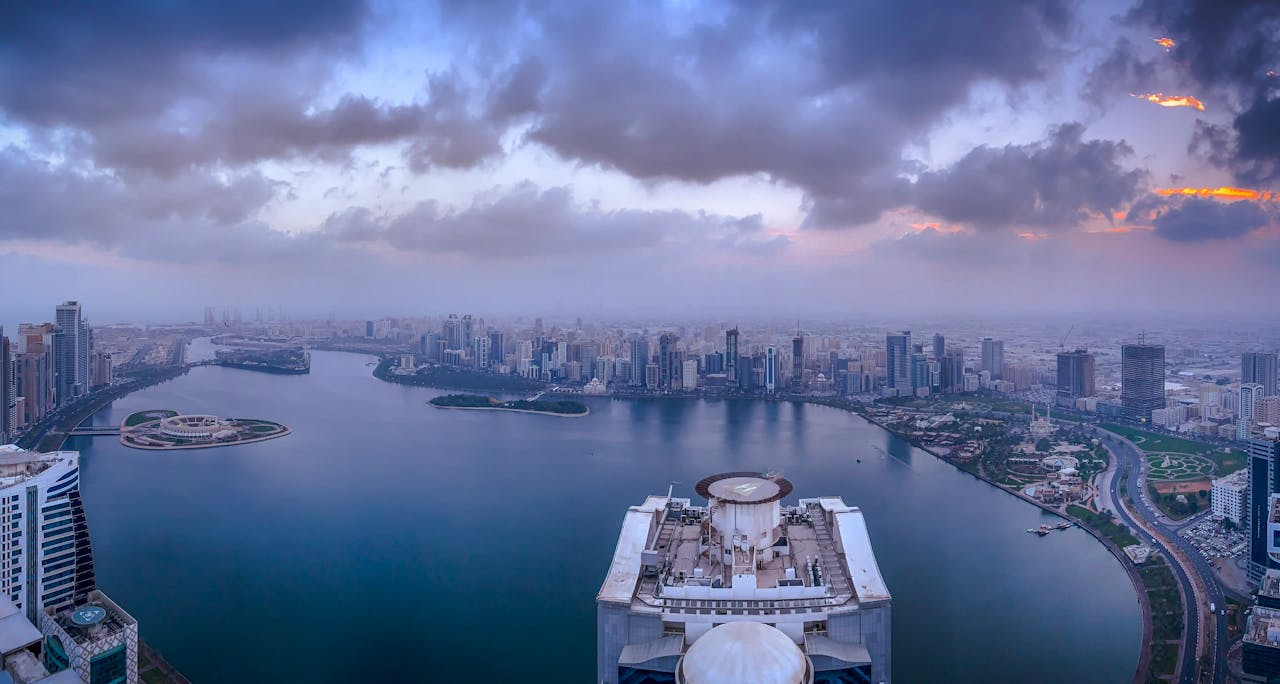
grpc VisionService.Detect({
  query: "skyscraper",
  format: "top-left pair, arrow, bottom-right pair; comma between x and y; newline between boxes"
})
932,333 -> 945,360
1056,349 -> 1096,404
885,331 -> 910,394
658,333 -> 679,390
910,353 -> 930,393
629,336 -> 649,387
724,328 -> 739,386
765,346 -> 777,392
1241,383 -> 1264,440
0,445 -> 97,622
487,329 -> 504,365
1244,352 -> 1278,396
791,332 -> 804,392
981,337 -> 1004,380
1248,436 -> 1280,582
1121,343 -> 1166,420
1,329 -> 11,444
16,325 -> 56,427
939,349 -> 965,393
53,302 -> 89,404
443,314 -> 463,351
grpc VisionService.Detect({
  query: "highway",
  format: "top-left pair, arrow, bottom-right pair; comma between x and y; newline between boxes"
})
1096,426 -> 1228,684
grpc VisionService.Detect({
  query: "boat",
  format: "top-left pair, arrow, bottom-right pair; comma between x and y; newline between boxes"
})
1035,525 -> 1051,536
1054,521 -> 1071,530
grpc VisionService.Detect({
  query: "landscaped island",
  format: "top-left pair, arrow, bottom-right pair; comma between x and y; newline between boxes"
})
121,409 -> 291,449
428,394 -> 589,417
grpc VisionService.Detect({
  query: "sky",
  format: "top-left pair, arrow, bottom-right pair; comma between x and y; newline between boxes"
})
1,0 -> 1278,323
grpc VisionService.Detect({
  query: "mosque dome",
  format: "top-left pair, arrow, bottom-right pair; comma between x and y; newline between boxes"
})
677,622 -> 811,684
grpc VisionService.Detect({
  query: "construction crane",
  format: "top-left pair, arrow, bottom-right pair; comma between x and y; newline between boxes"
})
1058,324 -> 1074,350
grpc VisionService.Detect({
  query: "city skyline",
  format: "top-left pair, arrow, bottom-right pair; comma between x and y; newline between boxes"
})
2,1 -> 1280,319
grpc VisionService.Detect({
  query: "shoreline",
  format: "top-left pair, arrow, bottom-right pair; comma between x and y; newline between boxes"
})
852,408 -> 1151,683
428,404 -> 589,418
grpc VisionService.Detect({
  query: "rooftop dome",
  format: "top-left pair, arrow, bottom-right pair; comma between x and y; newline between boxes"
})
678,622 -> 810,684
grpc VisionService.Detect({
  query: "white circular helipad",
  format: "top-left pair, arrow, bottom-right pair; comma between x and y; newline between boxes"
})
707,477 -> 781,503
695,471 -> 793,504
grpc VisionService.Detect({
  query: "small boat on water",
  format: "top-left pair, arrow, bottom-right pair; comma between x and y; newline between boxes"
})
1054,521 -> 1071,530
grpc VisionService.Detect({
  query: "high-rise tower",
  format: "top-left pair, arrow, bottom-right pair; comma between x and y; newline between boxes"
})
1056,349 -> 1096,405
724,329 -> 740,386
981,338 -> 1004,380
1121,343 -> 1166,420
53,302 -> 89,404
1244,352 -> 1278,397
885,332 -> 910,394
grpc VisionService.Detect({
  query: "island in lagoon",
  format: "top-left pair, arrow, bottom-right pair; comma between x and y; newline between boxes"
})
428,394 -> 589,417
121,409 -> 291,449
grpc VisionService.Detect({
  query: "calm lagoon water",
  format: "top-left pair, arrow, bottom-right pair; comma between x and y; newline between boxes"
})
69,350 -> 1139,682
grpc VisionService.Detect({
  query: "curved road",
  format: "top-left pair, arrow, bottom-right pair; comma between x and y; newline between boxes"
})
1098,427 -> 1227,684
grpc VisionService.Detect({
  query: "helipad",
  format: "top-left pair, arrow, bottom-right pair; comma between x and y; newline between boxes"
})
69,605 -> 106,627
695,471 -> 793,504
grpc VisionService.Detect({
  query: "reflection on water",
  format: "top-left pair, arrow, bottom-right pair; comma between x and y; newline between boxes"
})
73,351 -> 1138,684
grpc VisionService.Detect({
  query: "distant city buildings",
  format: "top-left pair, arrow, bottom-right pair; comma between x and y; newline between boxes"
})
1121,343 -> 1166,421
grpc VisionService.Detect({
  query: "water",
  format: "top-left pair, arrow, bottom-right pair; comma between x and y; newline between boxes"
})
69,350 -> 1139,682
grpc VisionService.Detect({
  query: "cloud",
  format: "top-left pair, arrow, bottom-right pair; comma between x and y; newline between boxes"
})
1148,196 -> 1273,242
1120,0 -> 1280,183
911,123 -> 1148,231
334,182 -> 783,259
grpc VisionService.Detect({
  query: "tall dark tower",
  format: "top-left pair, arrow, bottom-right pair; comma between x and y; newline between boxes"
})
1243,352 -> 1278,397
725,328 -> 740,386
932,334 -> 945,360
1121,343 -> 1166,420
792,326 -> 804,392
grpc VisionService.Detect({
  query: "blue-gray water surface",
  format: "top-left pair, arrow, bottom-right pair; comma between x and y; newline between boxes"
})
69,349 -> 1139,682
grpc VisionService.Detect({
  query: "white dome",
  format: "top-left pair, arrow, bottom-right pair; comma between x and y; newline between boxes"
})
679,622 -> 809,684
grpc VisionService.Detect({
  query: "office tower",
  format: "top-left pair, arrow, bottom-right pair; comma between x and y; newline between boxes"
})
42,589 -> 139,684
0,446 -> 97,622
910,353 -> 930,393
53,302 -> 89,405
597,472 -> 891,683
1056,349 -> 1096,405
1,330 -> 11,444
443,314 -> 463,351
885,332 -> 910,393
1248,436 -> 1280,582
581,342 -> 600,380
461,315 -> 474,349
792,332 -> 804,391
487,330 -> 504,365
1121,343 -> 1166,420
15,325 -> 56,428
202,306 -> 215,326
682,359 -> 698,391
981,337 -> 1004,380
1244,352 -> 1279,396
932,334 -> 945,360
738,354 -> 754,391
473,336 -> 490,369
724,329 -> 740,386
1241,384 -> 1264,440
364,320 -> 374,338
658,333 -> 679,390
938,350 -> 956,393
629,337 -> 649,387
765,346 -> 777,392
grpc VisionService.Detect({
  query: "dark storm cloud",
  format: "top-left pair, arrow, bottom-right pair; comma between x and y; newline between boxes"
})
1120,0 -> 1280,183
0,0 -> 511,175
504,0 -> 1076,227
0,0 -> 367,127
1148,196 -> 1273,242
1084,38 -> 1161,106
912,124 -> 1148,230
